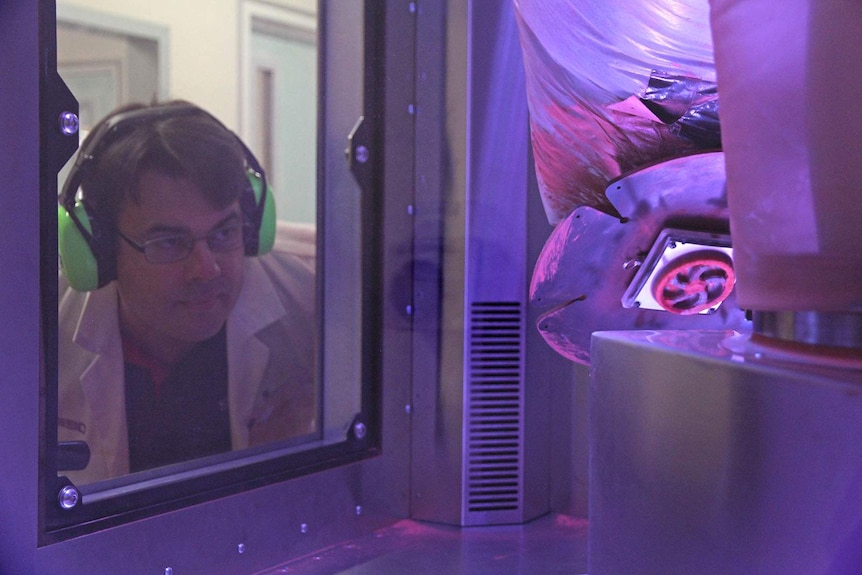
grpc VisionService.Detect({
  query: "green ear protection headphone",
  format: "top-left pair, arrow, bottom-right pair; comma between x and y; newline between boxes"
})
58,103 -> 276,292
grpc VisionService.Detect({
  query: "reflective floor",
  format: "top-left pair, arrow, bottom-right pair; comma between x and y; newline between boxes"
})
256,513 -> 589,575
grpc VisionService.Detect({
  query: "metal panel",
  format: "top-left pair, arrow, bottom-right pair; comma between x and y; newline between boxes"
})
464,302 -> 524,520
0,2 -> 42,573
409,0 -> 467,526
590,330 -> 862,575
410,0 -> 550,527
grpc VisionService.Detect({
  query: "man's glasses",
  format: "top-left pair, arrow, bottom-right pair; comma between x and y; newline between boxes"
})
117,222 -> 244,264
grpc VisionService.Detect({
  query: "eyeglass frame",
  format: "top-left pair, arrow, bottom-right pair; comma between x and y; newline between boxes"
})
115,220 -> 246,264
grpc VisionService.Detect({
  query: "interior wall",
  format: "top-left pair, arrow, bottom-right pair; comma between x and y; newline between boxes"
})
57,0 -> 316,128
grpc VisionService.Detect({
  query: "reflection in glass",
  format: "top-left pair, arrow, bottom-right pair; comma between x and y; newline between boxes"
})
247,6 -> 318,225
55,0 -> 329,487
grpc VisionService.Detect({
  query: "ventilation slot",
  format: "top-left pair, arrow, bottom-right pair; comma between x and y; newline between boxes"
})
464,301 -> 524,519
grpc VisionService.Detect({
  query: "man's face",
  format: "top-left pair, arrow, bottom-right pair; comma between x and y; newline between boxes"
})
115,171 -> 245,360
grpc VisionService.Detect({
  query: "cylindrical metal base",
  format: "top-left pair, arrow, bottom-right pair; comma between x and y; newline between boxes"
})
752,310 -> 862,350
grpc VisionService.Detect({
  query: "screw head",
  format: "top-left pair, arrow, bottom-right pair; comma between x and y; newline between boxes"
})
355,145 -> 369,164
623,257 -> 643,270
58,485 -> 79,510
58,111 -> 79,136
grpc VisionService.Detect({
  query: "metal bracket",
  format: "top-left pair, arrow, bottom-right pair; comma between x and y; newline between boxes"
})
346,116 -> 373,192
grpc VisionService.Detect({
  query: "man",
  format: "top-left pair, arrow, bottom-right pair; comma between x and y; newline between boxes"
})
58,101 -> 317,484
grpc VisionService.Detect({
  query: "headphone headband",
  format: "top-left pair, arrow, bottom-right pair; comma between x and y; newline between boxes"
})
58,103 -> 276,292
61,104 -> 265,205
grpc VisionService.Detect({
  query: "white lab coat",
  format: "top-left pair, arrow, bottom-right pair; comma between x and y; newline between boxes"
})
58,223 -> 318,485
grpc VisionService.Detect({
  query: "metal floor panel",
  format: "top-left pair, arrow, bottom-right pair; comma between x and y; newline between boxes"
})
256,514 -> 588,575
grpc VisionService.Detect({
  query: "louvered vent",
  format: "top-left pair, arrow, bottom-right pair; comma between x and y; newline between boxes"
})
463,301 -> 525,523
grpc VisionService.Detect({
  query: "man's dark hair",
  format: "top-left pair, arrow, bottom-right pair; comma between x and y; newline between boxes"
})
79,100 -> 249,230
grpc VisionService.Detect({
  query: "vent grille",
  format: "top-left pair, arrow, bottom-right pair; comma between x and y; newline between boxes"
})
464,301 -> 524,521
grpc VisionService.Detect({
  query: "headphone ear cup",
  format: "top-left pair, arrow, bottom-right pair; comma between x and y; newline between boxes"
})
58,203 -> 102,292
245,171 -> 277,256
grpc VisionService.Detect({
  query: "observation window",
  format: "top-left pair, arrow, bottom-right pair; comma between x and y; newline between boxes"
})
44,0 -> 382,541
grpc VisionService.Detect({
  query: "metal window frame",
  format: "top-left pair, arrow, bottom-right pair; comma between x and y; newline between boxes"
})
0,1 -> 416,572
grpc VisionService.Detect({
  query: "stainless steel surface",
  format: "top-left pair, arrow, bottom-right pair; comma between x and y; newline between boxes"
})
409,0 -> 562,528
256,514 -> 588,575
590,329 -> 862,575
531,151 -> 750,365
0,5 -> 41,573
753,310 -> 862,350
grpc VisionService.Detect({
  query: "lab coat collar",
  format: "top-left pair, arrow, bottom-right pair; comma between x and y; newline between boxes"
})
228,257 -> 289,449
228,256 -> 288,342
72,285 -> 129,477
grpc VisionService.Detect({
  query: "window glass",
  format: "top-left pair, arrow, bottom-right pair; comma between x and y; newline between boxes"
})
50,0 -> 369,530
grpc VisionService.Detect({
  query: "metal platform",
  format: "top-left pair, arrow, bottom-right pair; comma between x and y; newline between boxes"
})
256,514 -> 589,575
